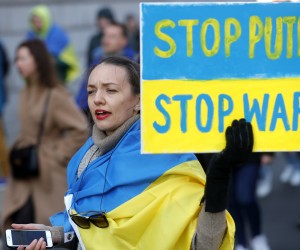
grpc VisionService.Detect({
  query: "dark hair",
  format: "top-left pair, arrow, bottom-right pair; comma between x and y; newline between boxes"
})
108,22 -> 128,39
16,39 -> 59,87
89,56 -> 140,95
97,7 -> 115,22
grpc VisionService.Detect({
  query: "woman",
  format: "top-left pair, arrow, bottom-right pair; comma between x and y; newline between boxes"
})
1,40 -> 88,230
12,57 -> 253,250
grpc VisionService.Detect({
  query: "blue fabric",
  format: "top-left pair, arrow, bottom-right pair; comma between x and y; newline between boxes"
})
50,119 -> 198,232
230,162 -> 259,204
283,152 -> 300,171
27,24 -> 69,58
91,46 -> 136,66
228,162 -> 261,247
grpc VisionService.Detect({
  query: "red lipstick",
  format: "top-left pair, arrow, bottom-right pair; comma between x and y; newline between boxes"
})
95,109 -> 111,120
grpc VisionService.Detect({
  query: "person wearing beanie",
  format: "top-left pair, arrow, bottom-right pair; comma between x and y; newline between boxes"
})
86,7 -> 115,67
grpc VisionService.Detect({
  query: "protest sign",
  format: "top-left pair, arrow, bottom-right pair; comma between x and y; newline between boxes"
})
140,2 -> 300,153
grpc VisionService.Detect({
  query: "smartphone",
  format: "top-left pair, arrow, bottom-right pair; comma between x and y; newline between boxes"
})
6,229 -> 53,248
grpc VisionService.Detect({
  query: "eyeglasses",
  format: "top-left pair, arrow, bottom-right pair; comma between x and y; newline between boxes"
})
69,210 -> 109,229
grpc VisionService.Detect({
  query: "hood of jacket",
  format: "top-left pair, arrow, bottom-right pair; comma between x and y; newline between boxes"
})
29,5 -> 52,37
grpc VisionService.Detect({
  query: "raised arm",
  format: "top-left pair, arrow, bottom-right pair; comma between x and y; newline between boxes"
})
193,119 -> 253,250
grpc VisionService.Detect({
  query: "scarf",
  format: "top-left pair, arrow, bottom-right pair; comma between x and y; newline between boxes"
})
77,115 -> 140,177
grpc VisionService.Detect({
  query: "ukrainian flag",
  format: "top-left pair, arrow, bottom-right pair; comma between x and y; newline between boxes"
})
51,119 -> 234,249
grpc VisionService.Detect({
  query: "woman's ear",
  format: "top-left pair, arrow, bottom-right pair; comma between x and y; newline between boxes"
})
134,104 -> 140,111
134,95 -> 140,112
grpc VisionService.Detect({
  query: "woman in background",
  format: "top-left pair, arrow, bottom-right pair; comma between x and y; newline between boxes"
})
1,39 -> 88,230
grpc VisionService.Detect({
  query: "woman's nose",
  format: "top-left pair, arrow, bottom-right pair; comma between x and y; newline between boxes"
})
94,90 -> 105,105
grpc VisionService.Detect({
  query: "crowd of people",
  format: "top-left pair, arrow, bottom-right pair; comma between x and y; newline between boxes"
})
0,3 -> 299,250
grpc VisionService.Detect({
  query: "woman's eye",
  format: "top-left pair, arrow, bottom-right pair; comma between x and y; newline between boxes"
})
107,89 -> 117,93
87,90 -> 95,95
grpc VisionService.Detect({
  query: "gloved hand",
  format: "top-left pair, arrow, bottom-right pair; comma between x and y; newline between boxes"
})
204,119 -> 253,213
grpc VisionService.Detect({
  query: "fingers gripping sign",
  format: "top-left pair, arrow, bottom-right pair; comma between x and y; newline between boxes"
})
222,119 -> 254,165
204,119 -> 254,213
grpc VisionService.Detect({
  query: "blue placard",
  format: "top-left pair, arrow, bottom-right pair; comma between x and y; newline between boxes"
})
141,2 -> 300,80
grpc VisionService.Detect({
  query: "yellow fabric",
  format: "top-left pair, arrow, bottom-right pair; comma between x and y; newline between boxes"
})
75,160 -> 235,250
60,44 -> 80,83
30,5 -> 51,37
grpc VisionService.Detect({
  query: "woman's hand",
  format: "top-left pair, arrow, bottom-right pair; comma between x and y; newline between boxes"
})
203,119 -> 254,213
16,237 -> 46,250
12,223 -> 48,230
11,223 -> 60,249
217,119 -> 253,166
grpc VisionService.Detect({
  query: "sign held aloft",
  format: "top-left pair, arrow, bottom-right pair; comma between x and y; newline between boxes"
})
140,2 -> 300,153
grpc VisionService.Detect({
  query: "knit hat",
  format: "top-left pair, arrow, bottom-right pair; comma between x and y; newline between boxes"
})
97,8 -> 115,22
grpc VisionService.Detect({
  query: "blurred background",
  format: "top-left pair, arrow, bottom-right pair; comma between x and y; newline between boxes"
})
0,0 -> 299,249
0,0 -> 142,147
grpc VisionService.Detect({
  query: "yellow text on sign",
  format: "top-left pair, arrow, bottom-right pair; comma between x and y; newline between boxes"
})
154,16 -> 300,59
141,79 -> 300,153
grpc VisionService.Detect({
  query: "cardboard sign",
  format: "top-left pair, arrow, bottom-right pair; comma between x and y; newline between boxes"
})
140,2 -> 300,153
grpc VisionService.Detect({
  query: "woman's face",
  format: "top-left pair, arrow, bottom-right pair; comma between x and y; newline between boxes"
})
87,63 -> 140,135
15,47 -> 37,79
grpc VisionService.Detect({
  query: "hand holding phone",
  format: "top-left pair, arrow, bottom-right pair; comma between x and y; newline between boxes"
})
17,237 -> 47,250
6,229 -> 53,248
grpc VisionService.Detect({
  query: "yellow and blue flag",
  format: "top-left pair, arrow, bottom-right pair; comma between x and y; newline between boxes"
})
50,119 -> 234,249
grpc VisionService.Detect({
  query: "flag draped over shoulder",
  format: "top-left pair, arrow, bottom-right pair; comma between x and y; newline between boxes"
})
50,120 -> 235,250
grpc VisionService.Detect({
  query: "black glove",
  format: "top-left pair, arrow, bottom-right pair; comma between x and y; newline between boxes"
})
203,119 -> 253,213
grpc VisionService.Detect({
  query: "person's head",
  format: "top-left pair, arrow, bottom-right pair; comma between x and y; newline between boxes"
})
125,14 -> 139,32
102,23 -> 128,55
29,5 -> 51,35
96,8 -> 115,31
87,56 -> 140,135
15,39 -> 58,87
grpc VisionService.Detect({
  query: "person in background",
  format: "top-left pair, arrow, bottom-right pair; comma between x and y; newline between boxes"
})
256,158 -> 274,198
91,22 -> 137,65
12,57 -> 253,250
228,153 -> 273,250
124,14 -> 140,53
1,40 -> 88,231
0,40 -> 10,183
280,152 -> 300,186
281,151 -> 300,231
77,22 -> 137,115
86,7 -> 115,67
26,5 -> 80,83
